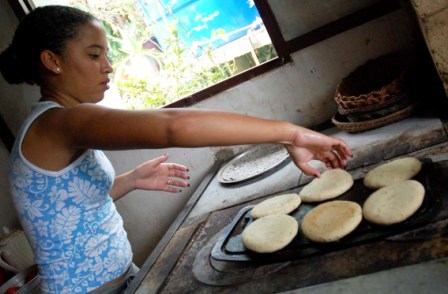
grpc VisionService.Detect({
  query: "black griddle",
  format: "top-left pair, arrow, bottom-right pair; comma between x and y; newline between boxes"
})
211,158 -> 441,263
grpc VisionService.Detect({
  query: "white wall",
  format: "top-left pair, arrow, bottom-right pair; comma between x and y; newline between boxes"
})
0,1 -> 420,265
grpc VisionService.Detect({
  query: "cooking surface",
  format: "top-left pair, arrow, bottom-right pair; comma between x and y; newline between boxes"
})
158,160 -> 448,293
211,159 -> 439,264
130,115 -> 448,294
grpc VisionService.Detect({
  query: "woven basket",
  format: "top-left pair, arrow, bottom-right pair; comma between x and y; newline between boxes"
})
334,53 -> 410,115
345,94 -> 414,122
332,102 -> 418,133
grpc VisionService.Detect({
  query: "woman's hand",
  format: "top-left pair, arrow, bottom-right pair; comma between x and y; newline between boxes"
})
285,128 -> 352,177
132,154 -> 190,193
110,154 -> 189,201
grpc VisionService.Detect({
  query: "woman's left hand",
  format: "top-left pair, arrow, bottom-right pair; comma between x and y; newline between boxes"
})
133,154 -> 190,193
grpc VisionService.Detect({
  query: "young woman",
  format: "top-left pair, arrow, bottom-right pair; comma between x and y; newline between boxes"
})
0,5 -> 352,293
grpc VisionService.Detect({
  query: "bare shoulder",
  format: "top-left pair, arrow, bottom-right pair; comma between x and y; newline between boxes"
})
42,104 -> 132,135
44,104 -> 171,150
22,104 -> 143,169
21,106 -> 91,170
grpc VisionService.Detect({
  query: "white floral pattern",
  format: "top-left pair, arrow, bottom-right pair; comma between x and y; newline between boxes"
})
9,102 -> 132,293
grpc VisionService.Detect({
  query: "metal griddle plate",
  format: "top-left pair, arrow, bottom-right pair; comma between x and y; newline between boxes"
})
211,158 -> 441,264
217,144 -> 289,184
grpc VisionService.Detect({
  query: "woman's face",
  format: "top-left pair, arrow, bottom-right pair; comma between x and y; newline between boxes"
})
57,20 -> 113,104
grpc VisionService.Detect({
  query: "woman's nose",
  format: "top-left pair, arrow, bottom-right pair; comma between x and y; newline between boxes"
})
103,57 -> 113,74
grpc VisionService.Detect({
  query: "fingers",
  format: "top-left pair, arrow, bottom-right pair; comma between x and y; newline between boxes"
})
299,153 -> 343,178
171,170 -> 190,180
326,138 -> 352,169
333,139 -> 352,159
151,153 -> 170,166
166,161 -> 190,192
325,150 -> 347,169
166,178 -> 189,188
298,162 -> 321,178
170,163 -> 189,172
165,177 -> 190,193
167,162 -> 189,181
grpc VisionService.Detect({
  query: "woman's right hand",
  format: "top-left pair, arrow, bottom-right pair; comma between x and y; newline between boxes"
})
285,127 -> 352,177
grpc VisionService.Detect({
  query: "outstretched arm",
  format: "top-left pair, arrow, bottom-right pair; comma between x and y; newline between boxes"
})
110,154 -> 190,201
43,105 -> 352,177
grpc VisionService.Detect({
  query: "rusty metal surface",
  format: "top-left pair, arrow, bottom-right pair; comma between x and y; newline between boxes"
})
156,160 -> 448,293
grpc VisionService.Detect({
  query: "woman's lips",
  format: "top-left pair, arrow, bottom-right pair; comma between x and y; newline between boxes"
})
101,79 -> 110,90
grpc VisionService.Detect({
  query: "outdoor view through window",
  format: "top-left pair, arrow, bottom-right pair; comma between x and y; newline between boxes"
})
31,0 -> 277,109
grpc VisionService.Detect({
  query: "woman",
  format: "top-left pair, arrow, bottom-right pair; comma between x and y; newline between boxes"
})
0,5 -> 351,293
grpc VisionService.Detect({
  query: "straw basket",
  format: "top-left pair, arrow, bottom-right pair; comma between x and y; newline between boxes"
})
331,52 -> 418,133
332,102 -> 418,133
334,53 -> 410,115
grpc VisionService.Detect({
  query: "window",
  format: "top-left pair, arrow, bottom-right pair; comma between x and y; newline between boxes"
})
17,0 -> 286,109
7,0 -> 399,111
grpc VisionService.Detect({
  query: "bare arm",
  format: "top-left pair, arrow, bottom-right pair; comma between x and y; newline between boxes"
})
38,104 -> 352,177
61,105 -> 299,149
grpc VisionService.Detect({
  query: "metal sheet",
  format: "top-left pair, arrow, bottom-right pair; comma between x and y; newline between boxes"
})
217,144 -> 289,184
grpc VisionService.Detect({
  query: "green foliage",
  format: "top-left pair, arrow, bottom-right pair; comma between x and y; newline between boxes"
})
115,22 -> 235,109
68,0 -> 274,109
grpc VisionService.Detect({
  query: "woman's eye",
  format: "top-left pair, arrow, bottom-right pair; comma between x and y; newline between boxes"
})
90,54 -> 100,59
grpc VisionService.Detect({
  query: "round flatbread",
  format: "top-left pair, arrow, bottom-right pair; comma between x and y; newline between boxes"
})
301,200 -> 362,242
299,169 -> 354,202
251,193 -> 301,219
242,214 -> 298,253
363,157 -> 422,189
362,180 -> 425,225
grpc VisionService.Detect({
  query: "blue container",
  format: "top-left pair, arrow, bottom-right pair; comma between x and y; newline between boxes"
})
139,0 -> 262,56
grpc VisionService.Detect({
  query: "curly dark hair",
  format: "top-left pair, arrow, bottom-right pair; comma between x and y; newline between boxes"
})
0,5 -> 96,85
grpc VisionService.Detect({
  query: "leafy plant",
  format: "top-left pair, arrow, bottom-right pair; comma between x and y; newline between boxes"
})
67,0 -> 272,109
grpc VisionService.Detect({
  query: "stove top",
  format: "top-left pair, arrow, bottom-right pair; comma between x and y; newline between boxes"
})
210,159 -> 440,265
154,159 -> 448,293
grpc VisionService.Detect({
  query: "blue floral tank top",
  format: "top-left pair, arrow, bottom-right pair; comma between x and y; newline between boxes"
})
8,101 -> 132,293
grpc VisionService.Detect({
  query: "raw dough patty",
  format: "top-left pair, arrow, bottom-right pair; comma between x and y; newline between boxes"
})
299,169 -> 354,202
363,180 -> 425,225
242,214 -> 298,253
363,157 -> 422,189
251,193 -> 301,219
301,200 -> 362,242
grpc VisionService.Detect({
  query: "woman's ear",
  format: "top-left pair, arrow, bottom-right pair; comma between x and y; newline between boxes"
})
40,50 -> 62,74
